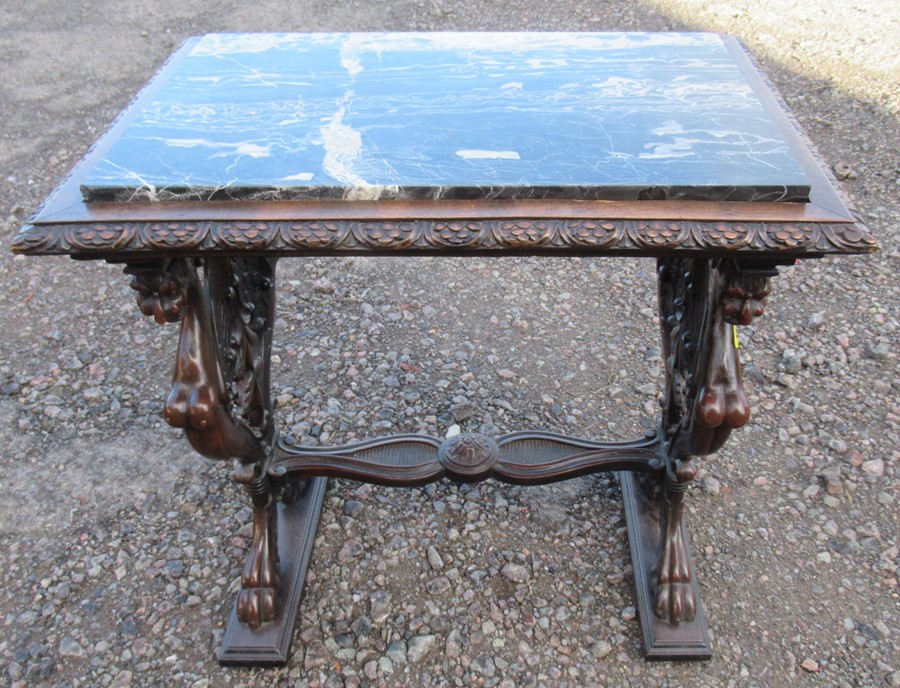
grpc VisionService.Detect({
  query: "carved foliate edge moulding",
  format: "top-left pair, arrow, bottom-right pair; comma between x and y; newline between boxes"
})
12,217 -> 877,256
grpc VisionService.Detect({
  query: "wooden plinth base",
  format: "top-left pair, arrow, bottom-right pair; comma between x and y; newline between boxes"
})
218,477 -> 328,666
619,471 -> 712,661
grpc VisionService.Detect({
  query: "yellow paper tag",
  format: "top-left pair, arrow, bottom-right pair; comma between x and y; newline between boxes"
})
733,325 -> 740,349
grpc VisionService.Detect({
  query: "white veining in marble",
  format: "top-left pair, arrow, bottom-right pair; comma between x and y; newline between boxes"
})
456,150 -> 522,160
81,32 -> 811,203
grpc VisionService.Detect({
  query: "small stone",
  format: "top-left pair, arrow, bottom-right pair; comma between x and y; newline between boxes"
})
386,640 -> 407,665
82,387 -> 105,402
862,459 -> 885,476
377,656 -> 394,674
425,575 -> 451,595
873,620 -> 891,637
592,640 -> 613,659
406,635 -> 436,663
312,277 -> 335,293
119,617 -> 139,636
833,162 -> 857,180
363,660 -> 378,679
782,350 -> 803,373
867,342 -> 891,360
59,636 -> 84,658
350,615 -> 372,638
501,563 -> 529,583
445,629 -> 462,658
304,639 -> 330,670
820,466 -> 843,495
800,658 -> 820,673
808,312 -> 827,330
449,401 -> 477,421
621,606 -> 636,621
1,382 -> 20,396
370,591 -> 392,623
497,369 -> 517,380
337,539 -> 363,561
343,500 -> 363,517
275,393 -> 294,408
470,654 -> 496,677
827,438 -> 848,453
164,560 -> 184,577
702,477 -> 721,495
427,546 -> 444,570
816,551 -> 832,564
843,449 -> 864,467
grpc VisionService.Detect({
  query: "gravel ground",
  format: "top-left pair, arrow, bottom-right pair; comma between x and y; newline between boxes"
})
1,1 -> 898,687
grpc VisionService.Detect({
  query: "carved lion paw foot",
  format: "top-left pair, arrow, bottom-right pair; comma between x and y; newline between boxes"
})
237,542 -> 281,628
236,501 -> 281,629
655,524 -> 697,624
237,585 -> 279,629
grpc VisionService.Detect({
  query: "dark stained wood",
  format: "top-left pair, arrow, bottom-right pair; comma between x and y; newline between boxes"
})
218,477 -> 328,666
33,196 -> 851,224
620,472 -> 711,660
271,430 -> 663,487
12,214 -> 875,259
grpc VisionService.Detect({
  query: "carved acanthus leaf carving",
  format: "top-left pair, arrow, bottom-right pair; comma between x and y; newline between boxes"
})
13,217 -> 877,256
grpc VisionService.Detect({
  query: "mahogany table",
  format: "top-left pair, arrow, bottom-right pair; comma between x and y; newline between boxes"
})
12,32 -> 876,665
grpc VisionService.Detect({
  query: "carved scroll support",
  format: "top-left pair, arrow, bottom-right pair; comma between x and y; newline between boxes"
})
691,260 -> 771,456
624,257 -> 774,658
127,257 -> 288,631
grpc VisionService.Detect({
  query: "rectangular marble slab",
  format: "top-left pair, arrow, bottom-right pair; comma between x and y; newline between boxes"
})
80,32 -> 811,204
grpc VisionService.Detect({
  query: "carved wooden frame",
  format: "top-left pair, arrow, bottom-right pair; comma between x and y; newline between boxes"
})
12,215 -> 876,256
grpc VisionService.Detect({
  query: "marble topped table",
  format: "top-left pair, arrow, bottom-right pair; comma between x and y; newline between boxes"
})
13,32 -> 876,666
81,32 -> 810,205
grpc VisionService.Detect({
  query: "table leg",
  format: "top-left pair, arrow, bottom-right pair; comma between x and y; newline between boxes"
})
218,476 -> 327,665
127,257 -> 321,664
624,257 -> 773,659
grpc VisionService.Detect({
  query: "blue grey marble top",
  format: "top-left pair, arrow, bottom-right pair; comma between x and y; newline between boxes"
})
80,32 -> 811,204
